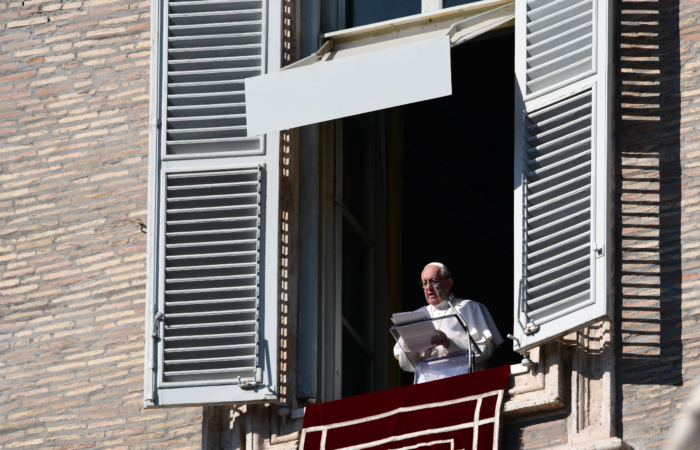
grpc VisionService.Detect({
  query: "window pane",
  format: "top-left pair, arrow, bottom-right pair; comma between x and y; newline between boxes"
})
342,117 -> 369,227
342,218 -> 369,339
342,328 -> 371,397
443,0 -> 486,8
349,0 -> 421,28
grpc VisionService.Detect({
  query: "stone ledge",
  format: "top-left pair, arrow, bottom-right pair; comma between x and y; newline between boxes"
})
549,438 -> 629,450
502,343 -> 567,418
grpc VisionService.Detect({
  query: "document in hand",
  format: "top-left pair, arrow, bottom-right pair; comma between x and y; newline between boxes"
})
391,309 -> 430,326
395,320 -> 440,353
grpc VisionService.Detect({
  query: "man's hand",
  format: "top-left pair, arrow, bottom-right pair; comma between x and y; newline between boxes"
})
431,331 -> 450,349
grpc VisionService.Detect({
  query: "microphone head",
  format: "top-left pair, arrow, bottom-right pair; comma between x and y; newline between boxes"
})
435,284 -> 446,298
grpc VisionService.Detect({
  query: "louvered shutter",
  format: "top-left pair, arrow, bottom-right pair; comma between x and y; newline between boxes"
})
144,0 -> 281,407
512,0 -> 612,353
165,0 -> 265,156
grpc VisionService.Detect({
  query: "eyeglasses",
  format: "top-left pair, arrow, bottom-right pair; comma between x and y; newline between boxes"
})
419,278 -> 445,290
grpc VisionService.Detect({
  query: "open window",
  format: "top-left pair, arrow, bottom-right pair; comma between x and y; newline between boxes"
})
246,0 -> 613,401
247,1 -> 520,401
144,0 -> 282,407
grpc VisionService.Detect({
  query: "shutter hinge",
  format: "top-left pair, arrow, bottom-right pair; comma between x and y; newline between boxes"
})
594,244 -> 605,259
524,322 -> 540,335
149,117 -> 161,131
151,311 -> 164,338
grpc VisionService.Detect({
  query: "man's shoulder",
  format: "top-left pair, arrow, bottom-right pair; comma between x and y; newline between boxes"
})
453,297 -> 479,307
454,298 -> 487,312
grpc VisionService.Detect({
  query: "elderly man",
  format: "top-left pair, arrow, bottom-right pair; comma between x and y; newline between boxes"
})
393,262 -> 503,381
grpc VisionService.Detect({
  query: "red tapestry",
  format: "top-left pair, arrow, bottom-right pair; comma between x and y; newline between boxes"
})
301,365 -> 510,450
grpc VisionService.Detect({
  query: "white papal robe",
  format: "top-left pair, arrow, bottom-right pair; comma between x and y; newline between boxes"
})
393,293 -> 504,380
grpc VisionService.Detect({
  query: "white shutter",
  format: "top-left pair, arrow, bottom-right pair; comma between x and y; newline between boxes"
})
512,0 -> 612,353
144,0 -> 281,407
164,0 -> 265,156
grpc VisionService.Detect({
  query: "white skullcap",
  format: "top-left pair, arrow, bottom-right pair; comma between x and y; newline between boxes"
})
424,262 -> 452,279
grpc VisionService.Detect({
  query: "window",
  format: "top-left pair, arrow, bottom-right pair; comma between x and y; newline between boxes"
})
315,32 -> 520,399
143,0 -> 283,407
247,0 -> 613,401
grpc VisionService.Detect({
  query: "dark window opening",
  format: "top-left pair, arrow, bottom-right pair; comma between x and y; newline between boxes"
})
337,30 -> 519,397
398,32 -> 519,386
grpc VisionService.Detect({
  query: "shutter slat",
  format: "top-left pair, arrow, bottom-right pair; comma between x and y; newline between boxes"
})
169,44 -> 262,54
168,115 -> 247,124
527,31 -> 591,62
527,266 -> 589,294
165,367 -> 255,376
165,355 -> 255,365
166,274 -> 256,283
167,229 -> 257,238
526,114 -> 592,144
167,192 -> 255,201
526,290 -> 592,319
166,297 -> 256,306
528,159 -> 590,185
164,0 -> 263,155
528,245 -> 590,272
164,332 -> 256,341
168,102 -> 246,110
166,262 -> 257,271
527,220 -> 590,250
525,127 -> 591,154
528,194 -> 590,224
167,309 -> 257,318
168,182 -> 257,191
526,0 -> 592,32
528,255 -> 589,283
526,277 -> 590,306
526,57 -> 592,92
165,344 -> 255,353
528,236 -> 590,264
166,285 -> 257,295
527,207 -> 590,237
527,173 -> 590,202
166,251 -> 257,260
165,320 -> 257,330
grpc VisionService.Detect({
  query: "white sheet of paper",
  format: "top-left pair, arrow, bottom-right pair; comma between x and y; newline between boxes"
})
396,320 -> 439,353
391,309 -> 430,326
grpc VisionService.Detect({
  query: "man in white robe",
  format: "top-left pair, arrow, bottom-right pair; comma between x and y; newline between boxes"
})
393,262 -> 504,382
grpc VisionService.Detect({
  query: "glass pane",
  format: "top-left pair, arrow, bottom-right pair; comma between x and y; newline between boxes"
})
342,328 -> 371,397
443,0 -> 485,7
342,117 -> 369,227
341,218 -> 368,338
349,0 -> 421,28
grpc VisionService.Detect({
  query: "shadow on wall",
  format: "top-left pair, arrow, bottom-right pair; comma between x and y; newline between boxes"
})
615,0 -> 683,408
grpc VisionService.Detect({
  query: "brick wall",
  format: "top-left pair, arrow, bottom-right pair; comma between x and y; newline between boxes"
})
0,1 -> 203,449
616,0 -> 700,447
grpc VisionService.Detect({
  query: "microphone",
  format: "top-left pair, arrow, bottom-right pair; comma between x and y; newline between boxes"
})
434,284 -> 480,373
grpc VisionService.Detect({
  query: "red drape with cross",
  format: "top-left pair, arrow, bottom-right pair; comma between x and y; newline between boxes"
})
301,365 -> 510,450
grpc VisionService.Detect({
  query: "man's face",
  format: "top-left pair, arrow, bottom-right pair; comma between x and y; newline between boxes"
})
421,265 -> 453,306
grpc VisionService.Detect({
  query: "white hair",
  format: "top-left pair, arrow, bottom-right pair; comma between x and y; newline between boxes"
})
424,262 -> 452,279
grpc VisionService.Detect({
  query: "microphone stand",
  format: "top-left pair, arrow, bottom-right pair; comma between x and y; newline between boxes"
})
435,284 -> 479,373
